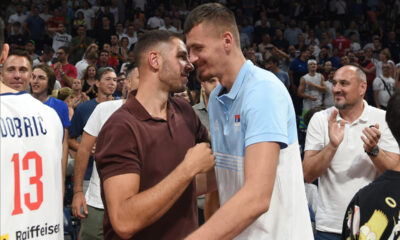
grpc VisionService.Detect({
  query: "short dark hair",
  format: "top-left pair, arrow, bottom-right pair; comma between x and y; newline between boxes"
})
126,62 -> 137,76
42,45 -> 54,55
33,64 -> 56,95
133,30 -> 182,68
183,3 -> 239,46
100,49 -> 109,56
7,49 -> 32,69
96,67 -> 115,80
266,56 -> 279,65
386,91 -> 400,145
58,46 -> 70,55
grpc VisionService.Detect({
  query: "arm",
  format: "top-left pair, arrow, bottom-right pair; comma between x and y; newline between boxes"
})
307,75 -> 327,92
195,168 -> 217,196
297,77 -> 316,100
302,109 -> 345,183
273,47 -> 290,60
71,132 -> 96,218
185,142 -> 280,240
68,136 -> 80,151
289,69 -> 297,93
61,73 -> 75,87
203,190 -> 219,221
361,124 -> 400,173
62,129 -> 69,198
103,143 -> 215,239
361,65 -> 376,74
373,90 -> 381,109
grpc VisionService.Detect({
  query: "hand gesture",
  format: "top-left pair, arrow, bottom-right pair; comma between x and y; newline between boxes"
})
309,95 -> 317,101
184,143 -> 215,175
72,191 -> 88,219
361,124 -> 381,153
328,109 -> 345,148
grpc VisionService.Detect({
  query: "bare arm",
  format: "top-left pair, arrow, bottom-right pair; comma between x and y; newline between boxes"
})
302,109 -> 344,183
62,129 -> 69,198
62,74 -> 74,88
195,168 -> 217,196
68,136 -> 80,151
72,132 -> 96,218
203,190 -> 219,221
289,70 -> 297,93
361,65 -> 376,74
297,77 -> 316,100
104,143 -> 215,239
185,142 -> 280,240
361,124 -> 400,173
373,90 -> 381,109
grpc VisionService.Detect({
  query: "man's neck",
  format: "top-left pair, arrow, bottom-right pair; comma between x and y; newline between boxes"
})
0,82 -> 18,94
309,71 -> 316,76
218,51 -> 246,93
339,100 -> 365,123
32,92 -> 49,103
96,93 -> 110,103
271,66 -> 279,74
135,75 -> 169,120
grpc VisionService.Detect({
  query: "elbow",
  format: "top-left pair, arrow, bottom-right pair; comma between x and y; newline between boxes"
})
303,167 -> 316,184
303,174 -> 316,184
249,191 -> 271,218
111,219 -> 141,240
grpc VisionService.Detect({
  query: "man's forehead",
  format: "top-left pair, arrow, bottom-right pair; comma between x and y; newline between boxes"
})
4,55 -> 30,67
172,38 -> 188,52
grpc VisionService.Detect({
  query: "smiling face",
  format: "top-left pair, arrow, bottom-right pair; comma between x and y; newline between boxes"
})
96,70 -> 117,96
31,68 -> 49,95
159,37 -> 194,93
2,55 -> 31,91
186,22 -> 226,86
332,66 -> 366,110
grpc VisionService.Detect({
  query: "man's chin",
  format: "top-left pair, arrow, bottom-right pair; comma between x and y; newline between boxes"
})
334,102 -> 346,109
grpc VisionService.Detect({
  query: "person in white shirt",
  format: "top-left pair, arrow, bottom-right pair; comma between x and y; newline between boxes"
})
0,36 -> 64,240
373,62 -> 395,110
7,4 -> 27,35
159,16 -> 178,32
303,65 -> 400,240
71,65 -> 139,239
48,23 -> 72,52
147,9 -> 165,29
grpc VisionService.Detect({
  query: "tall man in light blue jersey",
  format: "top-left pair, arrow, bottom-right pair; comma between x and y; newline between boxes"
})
184,3 -> 313,240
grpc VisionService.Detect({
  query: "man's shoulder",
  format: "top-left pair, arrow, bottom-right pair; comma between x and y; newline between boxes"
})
76,99 -> 97,112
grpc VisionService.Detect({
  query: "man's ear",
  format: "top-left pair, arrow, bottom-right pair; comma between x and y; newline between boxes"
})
222,32 -> 234,51
148,51 -> 161,71
0,43 -> 9,64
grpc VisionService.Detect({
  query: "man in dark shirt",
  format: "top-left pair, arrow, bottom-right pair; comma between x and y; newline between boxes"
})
95,30 -> 216,240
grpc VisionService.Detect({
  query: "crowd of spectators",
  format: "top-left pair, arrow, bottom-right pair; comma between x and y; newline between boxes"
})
2,0 -> 400,108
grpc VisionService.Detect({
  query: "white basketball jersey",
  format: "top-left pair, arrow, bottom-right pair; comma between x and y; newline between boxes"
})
1,92 -> 64,240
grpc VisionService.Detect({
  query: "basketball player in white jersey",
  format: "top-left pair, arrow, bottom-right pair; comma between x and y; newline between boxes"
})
1,29 -> 64,239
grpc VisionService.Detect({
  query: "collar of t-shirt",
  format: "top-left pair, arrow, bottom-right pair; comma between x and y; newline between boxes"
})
335,100 -> 369,125
126,90 -> 176,122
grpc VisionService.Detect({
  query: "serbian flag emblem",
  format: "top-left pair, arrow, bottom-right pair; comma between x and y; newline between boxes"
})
234,114 -> 240,127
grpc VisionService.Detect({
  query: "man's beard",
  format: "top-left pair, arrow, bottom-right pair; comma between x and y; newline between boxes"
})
334,102 -> 347,109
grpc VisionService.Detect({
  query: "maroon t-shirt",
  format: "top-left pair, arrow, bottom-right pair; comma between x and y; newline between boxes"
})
95,92 -> 209,240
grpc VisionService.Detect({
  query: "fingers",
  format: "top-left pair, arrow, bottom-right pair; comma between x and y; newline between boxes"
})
328,109 -> 338,124
362,126 -> 381,151
72,193 -> 87,219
